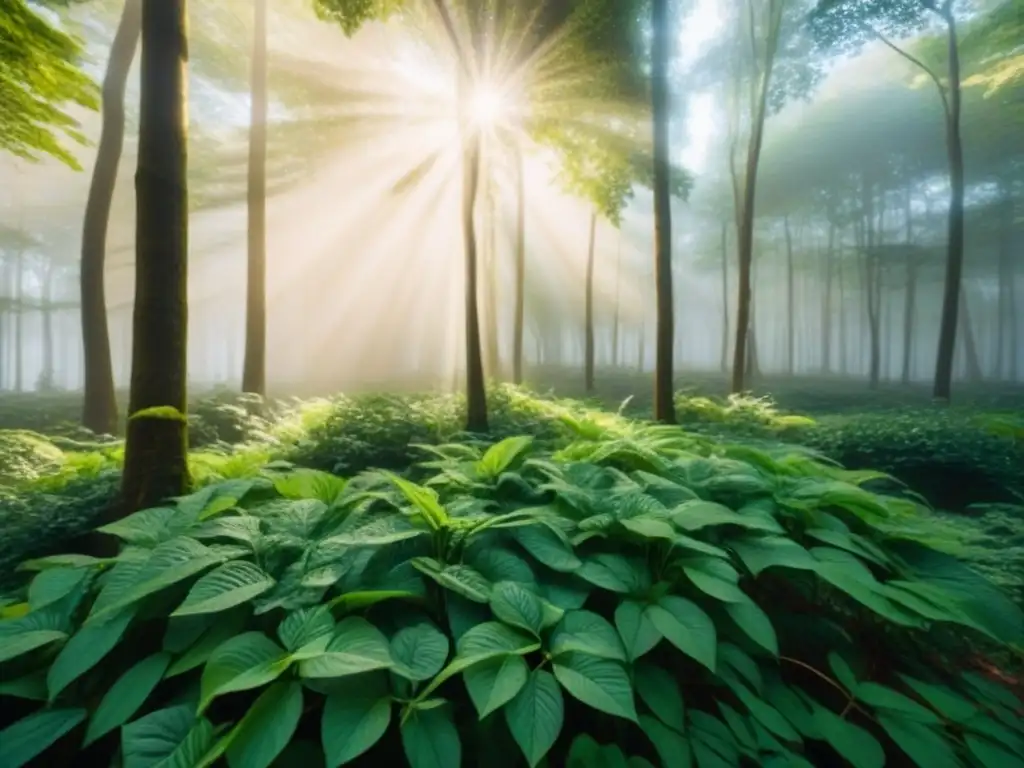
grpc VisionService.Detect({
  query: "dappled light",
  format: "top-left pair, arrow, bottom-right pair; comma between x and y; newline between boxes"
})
0,0 -> 1022,766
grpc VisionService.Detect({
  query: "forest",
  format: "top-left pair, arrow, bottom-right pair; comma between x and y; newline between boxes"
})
0,0 -> 1022,766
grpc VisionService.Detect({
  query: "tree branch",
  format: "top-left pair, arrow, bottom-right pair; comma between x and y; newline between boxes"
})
862,21 -> 950,119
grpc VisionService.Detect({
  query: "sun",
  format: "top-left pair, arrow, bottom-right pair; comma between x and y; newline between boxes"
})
468,83 -> 508,127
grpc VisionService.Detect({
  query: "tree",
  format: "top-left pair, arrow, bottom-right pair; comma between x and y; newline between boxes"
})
118,0 -> 190,516
242,0 -> 268,398
809,0 -> 969,401
80,0 -> 141,436
0,0 -> 99,168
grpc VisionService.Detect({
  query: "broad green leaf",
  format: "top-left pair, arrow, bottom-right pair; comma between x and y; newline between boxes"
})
856,682 -> 942,724
619,516 -> 678,540
166,609 -> 247,678
463,654 -> 529,719
578,554 -> 648,594
730,536 -> 817,576
615,600 -> 661,661
635,661 -> 685,729
458,620 -> 539,658
897,675 -> 978,723
717,702 -> 757,750
550,610 -> 627,662
477,436 -> 533,477
553,651 -> 637,721
412,558 -> 492,603
505,669 -> 564,768
639,714 -> 692,768
718,643 -> 763,693
173,561 -> 275,616
729,683 -> 800,743
671,499 -> 782,533
385,474 -> 448,529
122,704 -> 215,768
400,704 -> 461,768
964,733 -> 1022,768
48,608 -> 135,699
682,560 -> 747,603
646,596 -> 716,672
490,581 -> 546,636
390,621 -> 450,682
226,681 -> 303,768
321,675 -> 392,766
877,714 -> 962,768
0,628 -> 68,663
298,617 -> 393,679
18,553 -> 113,572
812,705 -> 885,768
512,524 -> 582,573
84,652 -> 171,745
199,632 -> 290,712
827,652 -> 860,694
0,671 -> 48,701
28,567 -> 89,612
273,469 -> 346,505
278,605 -> 336,654
97,506 -> 191,547
723,595 -> 778,656
0,708 -> 86,768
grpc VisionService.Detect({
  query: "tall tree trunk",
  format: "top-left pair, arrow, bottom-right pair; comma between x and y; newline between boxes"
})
838,253 -> 848,376
584,210 -> 597,392
512,144 -> 525,385
119,0 -> 190,518
901,186 -> 917,385
821,222 -> 835,373
784,215 -> 795,375
14,250 -> 24,392
720,221 -> 729,373
651,0 -> 675,423
460,97 -> 487,432
995,195 -> 1011,380
958,287 -> 983,383
637,320 -> 646,373
242,0 -> 268,398
484,180 -> 500,380
81,0 -> 140,434
611,232 -> 621,368
932,11 -> 966,402
41,263 -> 54,389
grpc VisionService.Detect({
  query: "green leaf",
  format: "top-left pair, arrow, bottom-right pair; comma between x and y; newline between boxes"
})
28,567 -> 89,611
723,595 -> 778,656
490,581 -> 546,636
321,674 -> 392,766
964,734 -> 1023,768
646,596 -> 716,672
827,652 -> 860,694
200,632 -> 290,712
639,714 -> 692,768
226,681 -> 303,768
505,669 -> 564,768
730,536 -> 817,576
619,516 -> 678,540
0,628 -> 68,664
0,708 -> 86,768
682,559 -> 747,603
477,436 -> 534,477
84,652 -> 172,745
512,524 -> 582,572
172,561 -> 275,617
729,683 -> 800,743
615,600 -> 661,662
857,683 -> 942,724
813,706 -> 885,768
385,474 -> 449,529
672,500 -> 782,533
550,609 -> 627,662
47,608 -> 135,699
877,714 -> 962,768
897,675 -> 978,723
578,554 -> 647,594
298,617 -> 393,679
553,651 -> 637,721
122,705 -> 216,768
412,559 -> 492,603
278,606 -> 336,654
400,704 -> 461,768
390,621 -> 450,682
635,661 -> 685,729
463,654 -> 529,719
0,671 -> 48,701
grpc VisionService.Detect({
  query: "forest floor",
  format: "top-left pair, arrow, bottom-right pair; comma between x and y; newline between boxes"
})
1,368 -> 1022,604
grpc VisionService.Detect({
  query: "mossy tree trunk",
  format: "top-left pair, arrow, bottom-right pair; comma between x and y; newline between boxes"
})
81,0 -> 141,435
119,0 -> 190,519
512,144 -> 525,385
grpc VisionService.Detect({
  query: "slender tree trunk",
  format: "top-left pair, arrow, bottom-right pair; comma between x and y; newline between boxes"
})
460,100 -> 488,431
958,287 -> 983,383
512,143 -> 525,385
838,251 -> 848,375
995,195 -> 1011,379
119,0 -> 190,518
784,215 -> 795,375
651,0 -> 675,422
932,11 -> 966,402
901,187 -> 917,385
242,0 -> 268,398
720,221 -> 730,373
584,210 -> 597,392
14,251 -> 24,392
821,222 -> 835,373
41,263 -> 54,389
611,232 -> 621,368
637,321 -> 646,373
81,0 -> 140,434
484,180 -> 500,380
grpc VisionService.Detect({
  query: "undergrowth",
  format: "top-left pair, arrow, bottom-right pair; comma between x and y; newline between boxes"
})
1,422 -> 1022,768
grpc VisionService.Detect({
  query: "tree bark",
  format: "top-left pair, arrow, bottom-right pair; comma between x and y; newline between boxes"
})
784,215 -> 795,375
119,0 -> 190,519
14,250 -> 24,392
584,210 -> 597,392
720,221 -> 730,373
821,221 -> 835,373
512,143 -> 525,385
611,232 -> 621,368
41,263 -> 54,389
241,0 -> 268,398
651,0 -> 675,423
81,0 -> 141,434
932,11 -> 966,402
461,99 -> 488,432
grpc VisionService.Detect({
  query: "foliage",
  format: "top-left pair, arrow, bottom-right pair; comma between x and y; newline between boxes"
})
1,420 -> 1022,768
0,0 -> 99,169
0,430 -> 67,485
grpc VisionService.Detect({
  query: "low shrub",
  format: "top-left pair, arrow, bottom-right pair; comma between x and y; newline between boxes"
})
1,425 -> 1021,768
0,431 -> 67,485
